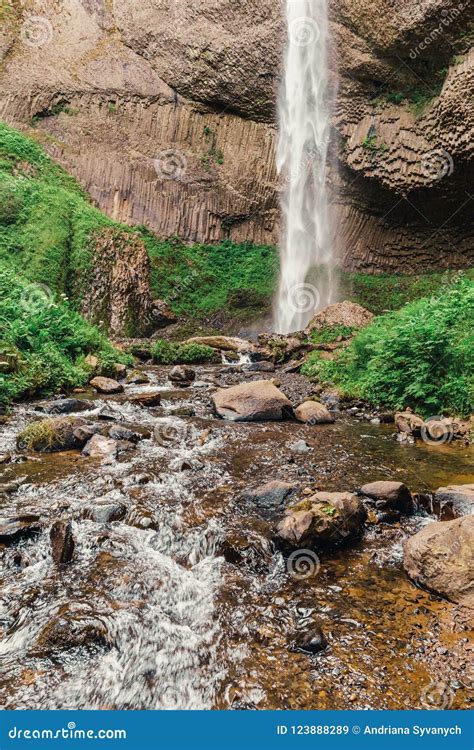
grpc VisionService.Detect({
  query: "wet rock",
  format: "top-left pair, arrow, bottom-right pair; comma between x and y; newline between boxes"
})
35,398 -> 94,415
108,425 -> 142,444
305,300 -> 374,334
89,376 -> 124,394
242,480 -> 298,514
395,410 -> 425,437
167,406 -> 195,417
72,423 -> 108,444
50,520 -> 75,565
293,624 -> 328,654
116,439 -> 136,454
257,333 -> 307,364
34,603 -> 109,655
169,365 -> 196,385
275,492 -> 367,550
97,404 -> 119,421
213,379 -> 292,422
0,480 -> 22,495
127,391 -> 162,407
17,416 -> 88,452
219,519 -> 273,573
403,516 -> 474,608
83,500 -> 127,524
126,506 -> 156,530
295,401 -> 335,425
433,484 -> 474,520
359,481 -> 414,519
289,439 -> 310,454
82,434 -> 118,459
0,515 -> 42,545
0,453 -> 11,464
125,370 -> 150,385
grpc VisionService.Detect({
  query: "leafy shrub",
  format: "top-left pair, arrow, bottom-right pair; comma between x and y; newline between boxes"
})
302,278 -> 474,417
151,339 -> 216,365
0,266 -> 129,406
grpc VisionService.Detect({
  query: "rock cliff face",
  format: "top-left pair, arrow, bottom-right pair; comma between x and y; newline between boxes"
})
0,0 -> 472,272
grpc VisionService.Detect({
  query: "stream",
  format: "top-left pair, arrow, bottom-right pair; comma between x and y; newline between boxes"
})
1,363 -> 473,710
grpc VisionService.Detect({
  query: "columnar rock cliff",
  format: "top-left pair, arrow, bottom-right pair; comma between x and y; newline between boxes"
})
1,0 -> 472,272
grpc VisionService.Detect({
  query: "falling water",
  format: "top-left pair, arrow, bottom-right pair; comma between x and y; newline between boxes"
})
275,0 -> 334,334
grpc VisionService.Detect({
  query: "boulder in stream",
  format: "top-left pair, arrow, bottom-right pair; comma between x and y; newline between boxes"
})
359,481 -> 414,519
293,624 -> 328,654
17,417 -> 88,452
212,380 -> 292,421
403,516 -> 474,608
275,492 -> 367,550
89,376 -> 124,394
50,520 -> 75,565
169,365 -> 196,385
82,434 -> 118,459
0,515 -> 42,545
242,480 -> 298,515
432,484 -> 474,519
35,398 -> 94,415
295,401 -> 335,424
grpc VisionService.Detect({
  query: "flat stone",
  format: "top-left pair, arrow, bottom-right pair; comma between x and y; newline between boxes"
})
35,398 -> 94,415
433,484 -> 474,519
0,515 -> 42,545
82,434 -> 118,459
89,377 -> 124,394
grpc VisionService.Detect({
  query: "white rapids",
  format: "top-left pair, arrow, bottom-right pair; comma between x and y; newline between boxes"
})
275,0 -> 335,334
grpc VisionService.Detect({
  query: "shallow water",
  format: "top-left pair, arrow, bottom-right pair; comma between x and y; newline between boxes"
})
0,365 -> 472,710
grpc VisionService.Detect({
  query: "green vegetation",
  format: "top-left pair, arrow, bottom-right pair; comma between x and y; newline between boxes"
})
142,233 -> 278,324
361,133 -> 389,155
310,324 -> 356,345
151,339 -> 216,365
302,277 -> 474,417
0,267 -> 129,406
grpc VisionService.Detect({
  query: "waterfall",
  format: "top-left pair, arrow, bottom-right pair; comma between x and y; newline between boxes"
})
274,0 -> 334,334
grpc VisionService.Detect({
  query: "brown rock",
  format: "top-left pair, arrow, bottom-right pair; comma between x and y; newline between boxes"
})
295,401 -> 335,425
50,520 -> 75,565
169,365 -> 196,384
306,301 -> 374,333
127,391 -> 162,407
275,491 -> 367,550
395,411 -> 425,436
89,376 -> 124,394
212,380 -> 292,422
151,299 -> 178,328
403,516 -> 474,608
433,485 -> 474,520
82,434 -> 118,459
359,480 -> 414,517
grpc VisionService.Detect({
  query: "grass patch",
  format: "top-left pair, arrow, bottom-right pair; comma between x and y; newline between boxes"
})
151,339 -> 216,365
302,276 -> 474,417
142,232 -> 278,324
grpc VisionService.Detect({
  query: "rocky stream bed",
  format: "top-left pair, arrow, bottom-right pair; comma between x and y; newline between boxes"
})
0,361 -> 473,711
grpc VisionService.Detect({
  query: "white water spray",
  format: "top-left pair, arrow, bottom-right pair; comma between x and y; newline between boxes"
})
275,0 -> 334,334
